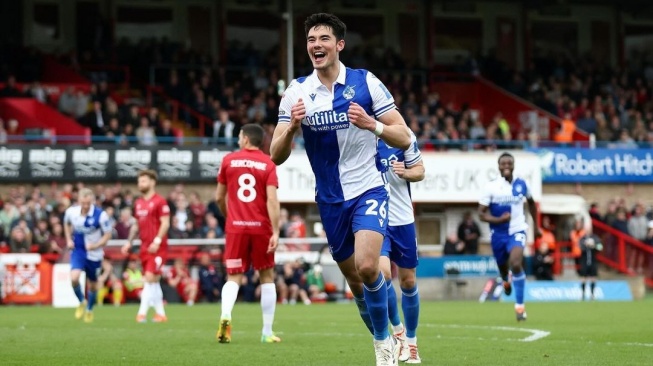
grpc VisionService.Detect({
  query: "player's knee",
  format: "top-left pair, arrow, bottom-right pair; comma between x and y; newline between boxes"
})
356,263 -> 379,283
399,276 -> 416,290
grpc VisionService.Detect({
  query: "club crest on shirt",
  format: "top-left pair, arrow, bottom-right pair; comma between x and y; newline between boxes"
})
515,185 -> 522,193
343,85 -> 355,100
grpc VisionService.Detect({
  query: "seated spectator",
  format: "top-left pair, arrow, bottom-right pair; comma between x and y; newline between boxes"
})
26,82 -> 48,104
135,116 -> 157,145
202,214 -> 224,238
457,212 -> 481,254
283,260 -> 311,305
188,192 -> 206,230
306,264 -> 328,301
198,252 -> 224,303
0,201 -> 20,234
122,257 -> 145,301
33,219 -> 51,253
285,212 -> 308,251
168,216 -> 187,239
97,258 -> 123,306
58,87 -> 77,116
0,75 -> 24,98
104,117 -> 122,138
114,207 -> 133,239
185,220 -> 202,239
241,268 -> 260,303
213,109 -> 238,146
156,118 -> 176,144
443,232 -> 465,255
589,203 -> 602,221
167,258 -> 198,306
533,241 -> 554,281
611,208 -> 630,235
49,223 -> 67,259
124,105 -> 141,128
81,101 -> 107,136
9,226 -> 31,253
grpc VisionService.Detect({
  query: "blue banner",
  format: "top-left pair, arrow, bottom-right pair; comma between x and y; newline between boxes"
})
417,255 -> 499,278
530,148 -> 653,183
501,280 -> 633,302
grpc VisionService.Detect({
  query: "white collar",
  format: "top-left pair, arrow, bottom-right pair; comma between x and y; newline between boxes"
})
308,62 -> 347,90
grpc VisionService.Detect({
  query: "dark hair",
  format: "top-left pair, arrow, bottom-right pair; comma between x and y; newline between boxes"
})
498,152 -> 514,163
138,169 -> 158,181
304,13 -> 346,41
241,123 -> 264,148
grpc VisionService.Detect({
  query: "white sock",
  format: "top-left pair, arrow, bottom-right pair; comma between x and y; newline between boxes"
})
392,323 -> 404,334
406,336 -> 417,346
153,282 -> 166,316
220,281 -> 240,320
260,283 -> 276,336
137,283 -> 151,316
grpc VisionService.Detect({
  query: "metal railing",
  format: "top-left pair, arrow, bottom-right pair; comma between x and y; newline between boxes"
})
3,134 -> 650,150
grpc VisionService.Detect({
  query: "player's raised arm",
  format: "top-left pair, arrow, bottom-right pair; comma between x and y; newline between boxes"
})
270,83 -> 303,165
266,185 -> 280,253
392,133 -> 424,182
392,160 -> 425,183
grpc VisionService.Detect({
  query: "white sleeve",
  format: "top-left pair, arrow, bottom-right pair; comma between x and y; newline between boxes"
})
524,180 -> 532,199
366,72 -> 396,119
99,211 -> 112,234
403,132 -> 422,167
277,79 -> 298,124
479,183 -> 492,207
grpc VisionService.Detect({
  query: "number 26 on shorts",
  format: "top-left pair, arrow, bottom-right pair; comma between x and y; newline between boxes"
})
365,199 -> 387,218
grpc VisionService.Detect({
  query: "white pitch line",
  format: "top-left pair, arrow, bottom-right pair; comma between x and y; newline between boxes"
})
422,323 -> 551,342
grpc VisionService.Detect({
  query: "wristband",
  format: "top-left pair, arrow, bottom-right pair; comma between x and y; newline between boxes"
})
373,121 -> 384,136
153,237 -> 162,245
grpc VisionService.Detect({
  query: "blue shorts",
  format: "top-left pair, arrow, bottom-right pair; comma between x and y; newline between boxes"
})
491,231 -> 527,266
71,251 -> 102,282
381,223 -> 418,269
318,186 -> 389,262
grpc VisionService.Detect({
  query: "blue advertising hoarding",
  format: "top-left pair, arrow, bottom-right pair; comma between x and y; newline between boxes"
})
416,256 -> 499,278
501,280 -> 633,302
530,148 -> 653,183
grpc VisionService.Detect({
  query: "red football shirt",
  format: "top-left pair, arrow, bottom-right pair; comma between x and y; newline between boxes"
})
134,193 -> 170,254
217,148 -> 278,235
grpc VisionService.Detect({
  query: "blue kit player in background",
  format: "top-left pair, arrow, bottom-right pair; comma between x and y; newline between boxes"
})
270,13 -> 411,366
64,188 -> 113,323
378,131 -> 425,364
478,153 -> 540,321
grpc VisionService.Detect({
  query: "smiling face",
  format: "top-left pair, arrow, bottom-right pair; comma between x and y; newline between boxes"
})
498,155 -> 514,181
306,25 -> 344,71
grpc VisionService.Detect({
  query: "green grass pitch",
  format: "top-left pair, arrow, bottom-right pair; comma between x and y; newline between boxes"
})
1,300 -> 652,365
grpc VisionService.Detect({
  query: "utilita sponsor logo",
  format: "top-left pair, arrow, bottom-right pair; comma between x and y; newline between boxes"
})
115,149 -> 151,177
157,149 -> 192,178
29,148 -> 66,178
72,148 -> 109,178
0,147 -> 22,178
